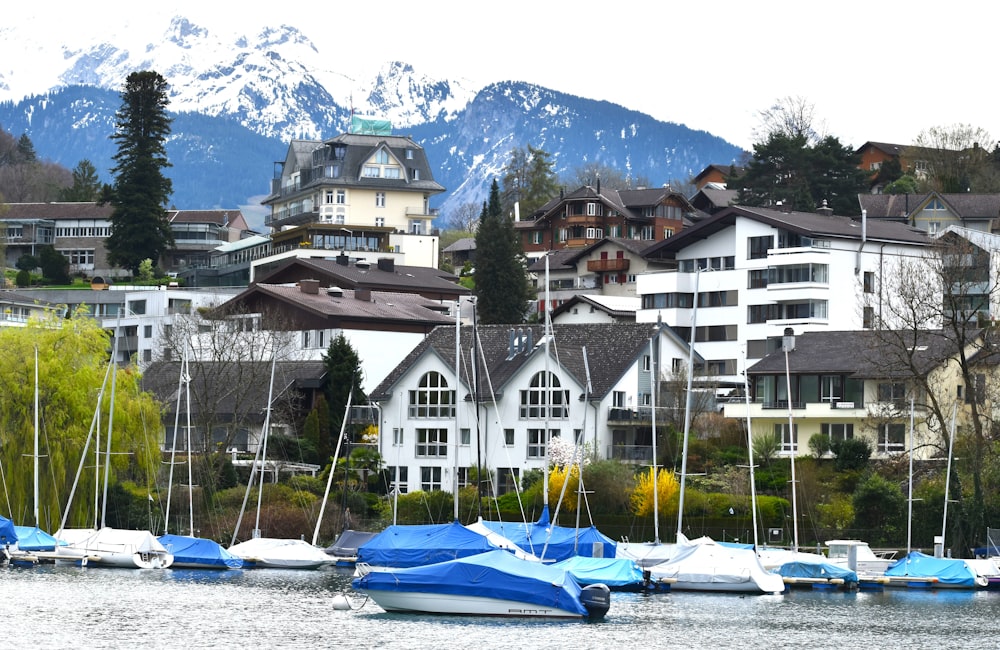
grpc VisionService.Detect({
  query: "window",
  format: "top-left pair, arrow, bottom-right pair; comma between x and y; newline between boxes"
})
863,306 -> 874,329
375,217 -> 385,228
127,300 -> 146,315
821,376 -> 842,403
586,202 -> 597,216
387,466 -> 408,493
878,423 -> 906,453
642,355 -> 651,371
383,167 -> 401,179
612,391 -> 626,408
325,190 -> 334,204
640,225 -> 654,240
748,235 -> 774,259
664,227 -> 674,238
527,429 -> 552,459
392,428 -> 403,447
775,423 -> 798,453
405,149 -> 414,160
821,423 -> 854,443
416,428 -> 448,457
143,325 -> 152,338
496,468 -> 519,495
460,428 -> 471,446
420,466 -> 442,491
375,192 -> 386,207
374,150 -> 389,164
768,264 -> 829,285
519,371 -> 569,419
863,271 -> 875,293
408,371 -> 455,418
457,467 -> 470,488
504,428 -> 515,446
336,190 -> 346,204
877,382 -> 906,405
409,219 -> 424,235
411,168 -> 420,181
363,165 -> 380,177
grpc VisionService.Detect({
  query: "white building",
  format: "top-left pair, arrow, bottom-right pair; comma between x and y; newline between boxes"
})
368,320 -> 699,495
635,205 -> 932,392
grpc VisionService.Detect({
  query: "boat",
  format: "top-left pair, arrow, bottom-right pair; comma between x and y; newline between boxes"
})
646,535 -> 785,594
324,529 -> 379,567
159,533 -> 243,570
883,551 -> 988,589
480,507 -> 617,562
227,536 -> 334,569
355,520 -> 499,570
54,527 -> 173,568
550,555 -> 653,591
352,548 -> 610,618
771,558 -> 859,590
825,539 -> 897,576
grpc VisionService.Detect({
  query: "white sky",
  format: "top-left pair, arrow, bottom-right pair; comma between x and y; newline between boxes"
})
9,1 -> 999,151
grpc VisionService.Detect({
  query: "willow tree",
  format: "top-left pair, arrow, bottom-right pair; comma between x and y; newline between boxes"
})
0,309 -> 162,531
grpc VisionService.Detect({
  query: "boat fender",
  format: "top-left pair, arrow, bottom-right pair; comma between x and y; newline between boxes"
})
580,583 -> 611,619
332,594 -> 352,611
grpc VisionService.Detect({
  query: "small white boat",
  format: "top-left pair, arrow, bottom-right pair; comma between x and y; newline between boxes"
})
54,527 -> 173,568
228,537 -> 334,569
647,535 -> 785,594
825,539 -> 897,575
352,549 -> 610,618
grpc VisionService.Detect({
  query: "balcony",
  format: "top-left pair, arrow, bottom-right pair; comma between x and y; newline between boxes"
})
565,214 -> 602,226
607,407 -> 654,425
608,444 -> 653,463
587,258 -> 630,273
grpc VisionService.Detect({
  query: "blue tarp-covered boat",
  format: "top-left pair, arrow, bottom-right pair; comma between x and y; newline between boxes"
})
884,551 -> 987,589
776,560 -> 859,588
0,516 -> 17,546
550,555 -> 647,590
352,548 -> 609,618
357,521 -> 497,569
13,526 -> 60,552
159,534 -> 243,570
480,508 -> 617,562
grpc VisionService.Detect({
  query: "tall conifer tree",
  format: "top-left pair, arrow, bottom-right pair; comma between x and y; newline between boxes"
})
474,178 -> 531,324
106,70 -> 175,274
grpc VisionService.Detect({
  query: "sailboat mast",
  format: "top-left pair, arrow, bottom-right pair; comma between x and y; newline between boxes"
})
100,352 -> 118,529
185,350 -> 195,537
453,299 -> 461,522
254,355 -> 279,538
742,346 -> 759,549
782,328 -> 799,552
649,333 -> 660,544
941,403 -> 957,549
165,344 -> 187,535
312,387 -> 352,546
33,345 -> 39,527
677,266 -> 700,541
542,257 -> 551,511
906,396 -> 915,554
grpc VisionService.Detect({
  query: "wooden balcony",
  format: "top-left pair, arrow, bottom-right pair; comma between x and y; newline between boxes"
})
587,258 -> 630,272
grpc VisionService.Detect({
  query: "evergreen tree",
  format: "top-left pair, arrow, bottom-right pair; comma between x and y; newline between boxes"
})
500,144 -> 559,218
59,159 -> 104,202
735,132 -> 868,216
105,70 -> 175,274
16,133 -> 36,163
37,245 -> 70,284
322,333 -> 365,451
474,178 -> 531,324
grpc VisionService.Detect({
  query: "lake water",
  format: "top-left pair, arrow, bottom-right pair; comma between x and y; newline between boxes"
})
3,564 -> 998,649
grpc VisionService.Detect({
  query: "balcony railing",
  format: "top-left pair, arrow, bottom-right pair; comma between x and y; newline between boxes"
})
587,258 -> 630,273
608,444 -> 653,463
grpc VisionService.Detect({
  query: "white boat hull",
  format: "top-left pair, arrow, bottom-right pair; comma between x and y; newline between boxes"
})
363,589 -> 584,618
55,528 -> 174,569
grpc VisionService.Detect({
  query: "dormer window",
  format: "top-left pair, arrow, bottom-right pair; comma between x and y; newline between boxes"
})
374,150 -> 390,164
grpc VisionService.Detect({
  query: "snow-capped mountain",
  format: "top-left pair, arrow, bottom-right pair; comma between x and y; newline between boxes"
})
0,16 -> 744,228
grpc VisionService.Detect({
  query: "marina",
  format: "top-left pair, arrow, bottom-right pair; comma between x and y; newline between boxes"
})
3,563 -> 1000,649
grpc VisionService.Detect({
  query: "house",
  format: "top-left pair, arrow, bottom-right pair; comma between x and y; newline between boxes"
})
260,123 -> 445,271
0,290 -> 62,325
692,164 -> 745,192
855,141 -> 935,192
550,295 -> 639,324
526,237 -> 674,315
162,209 -> 255,272
441,237 -> 476,268
516,184 -> 692,259
722,328 -> 974,460
212,279 -> 455,393
368,321 -> 699,495
858,192 -> 1000,234
635,204 -> 932,393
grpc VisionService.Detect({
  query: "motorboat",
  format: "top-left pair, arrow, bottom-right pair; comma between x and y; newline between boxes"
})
646,535 -> 785,594
159,533 -> 243,570
227,537 -> 334,570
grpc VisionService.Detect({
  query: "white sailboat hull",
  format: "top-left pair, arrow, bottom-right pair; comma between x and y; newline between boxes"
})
54,528 -> 174,569
364,589 -> 584,618
228,537 -> 333,570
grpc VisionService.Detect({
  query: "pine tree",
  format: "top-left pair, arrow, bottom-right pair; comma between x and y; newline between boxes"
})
474,178 -> 531,324
59,159 -> 104,202
105,70 -> 175,274
500,144 -> 559,218
322,333 -> 365,450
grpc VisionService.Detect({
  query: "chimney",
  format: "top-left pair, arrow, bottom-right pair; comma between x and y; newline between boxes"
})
355,287 -> 372,302
817,199 -> 833,216
327,286 -> 344,298
299,278 -> 320,294
336,252 -> 349,266
377,257 -> 395,272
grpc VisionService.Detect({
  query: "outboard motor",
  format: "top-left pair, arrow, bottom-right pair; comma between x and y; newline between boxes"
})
580,583 -> 611,618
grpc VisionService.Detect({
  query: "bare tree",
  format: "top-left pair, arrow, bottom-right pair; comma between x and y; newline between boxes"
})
753,96 -> 827,147
439,200 -> 481,234
912,123 -> 1000,193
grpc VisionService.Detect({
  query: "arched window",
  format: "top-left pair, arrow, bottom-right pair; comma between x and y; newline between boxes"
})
408,371 -> 455,418
519,371 -> 569,419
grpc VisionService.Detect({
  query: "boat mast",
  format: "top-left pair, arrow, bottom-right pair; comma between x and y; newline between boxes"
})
782,327 -> 799,552
164,342 -> 188,535
33,345 -> 39,527
253,355 -> 279,539
906,396 -> 914,554
941,403 -> 957,552
100,347 -> 119,529
649,330 -> 660,544
312,387 -> 352,546
453,298 -> 461,522
742,346 -> 759,549
542,257 -> 551,515
676,266 -> 701,542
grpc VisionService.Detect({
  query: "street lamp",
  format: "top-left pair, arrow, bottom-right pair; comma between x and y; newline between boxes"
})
782,327 -> 799,552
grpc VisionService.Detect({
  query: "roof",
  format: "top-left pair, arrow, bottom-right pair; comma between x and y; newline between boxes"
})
442,238 -> 476,253
525,237 -> 660,272
859,192 -> 1000,221
255,257 -> 470,298
169,209 -> 248,229
745,329 -> 968,379
0,202 -> 114,220
643,204 -> 930,258
550,294 -> 640,319
521,184 -> 694,225
370,322 -> 692,402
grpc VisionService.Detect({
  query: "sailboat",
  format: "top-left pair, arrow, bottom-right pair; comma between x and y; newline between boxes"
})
227,356 -> 333,569
158,345 -> 243,569
54,331 -> 173,569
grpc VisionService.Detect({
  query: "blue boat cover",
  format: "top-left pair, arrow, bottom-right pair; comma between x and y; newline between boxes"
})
12,526 -> 60,551
353,548 -> 588,616
550,555 -> 644,588
0,516 -> 17,546
776,560 -> 858,584
159,534 -> 243,569
885,551 -> 979,587
480,508 -> 617,562
357,521 -> 497,568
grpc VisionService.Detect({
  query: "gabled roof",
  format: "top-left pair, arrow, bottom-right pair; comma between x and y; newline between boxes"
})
520,184 -> 694,226
525,237 -> 662,272
642,204 -> 930,259
0,202 -> 114,220
255,257 -> 469,299
859,192 -> 1000,222
855,141 -> 909,157
746,329 -> 967,379
169,209 -> 250,231
550,294 -> 640,319
370,322 -> 694,403
442,238 -> 476,253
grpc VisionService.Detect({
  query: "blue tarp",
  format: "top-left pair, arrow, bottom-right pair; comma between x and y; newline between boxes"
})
353,548 -> 588,616
0,516 -> 17,546
357,521 -> 497,568
480,508 -> 617,562
885,551 -> 980,587
776,560 -> 858,584
159,534 -> 243,569
12,526 -> 60,552
550,555 -> 645,589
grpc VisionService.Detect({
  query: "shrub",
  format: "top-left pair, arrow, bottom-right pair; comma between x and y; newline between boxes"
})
808,433 -> 831,458
831,437 -> 872,471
